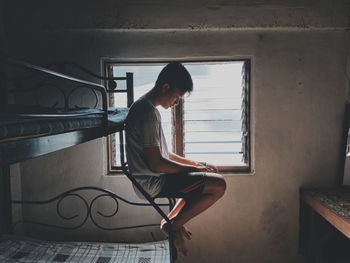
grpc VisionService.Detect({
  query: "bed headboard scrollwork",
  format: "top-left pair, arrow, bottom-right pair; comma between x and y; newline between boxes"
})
12,186 -> 170,231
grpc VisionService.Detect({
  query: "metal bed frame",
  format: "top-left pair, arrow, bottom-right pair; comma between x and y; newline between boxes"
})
0,56 -> 176,262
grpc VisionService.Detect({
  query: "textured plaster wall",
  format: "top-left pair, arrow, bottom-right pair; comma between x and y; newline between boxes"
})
3,1 -> 350,263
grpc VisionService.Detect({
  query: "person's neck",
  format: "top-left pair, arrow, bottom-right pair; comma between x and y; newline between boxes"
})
145,89 -> 161,107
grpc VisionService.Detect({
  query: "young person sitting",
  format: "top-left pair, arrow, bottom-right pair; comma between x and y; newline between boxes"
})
125,62 -> 226,257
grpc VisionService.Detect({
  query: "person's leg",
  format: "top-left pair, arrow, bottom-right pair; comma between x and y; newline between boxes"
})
159,173 -> 226,256
162,173 -> 226,232
166,198 -> 187,221
162,199 -> 192,240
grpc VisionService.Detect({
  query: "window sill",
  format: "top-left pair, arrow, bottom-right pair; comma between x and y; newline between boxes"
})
107,168 -> 255,177
222,170 -> 255,176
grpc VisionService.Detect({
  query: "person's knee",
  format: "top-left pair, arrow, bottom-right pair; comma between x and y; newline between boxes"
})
203,175 -> 226,197
216,176 -> 226,197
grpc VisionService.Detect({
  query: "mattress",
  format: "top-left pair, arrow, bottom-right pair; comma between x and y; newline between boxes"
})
0,235 -> 170,263
0,107 -> 128,142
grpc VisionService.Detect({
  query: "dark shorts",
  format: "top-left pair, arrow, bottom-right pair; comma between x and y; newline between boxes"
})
156,172 -> 206,199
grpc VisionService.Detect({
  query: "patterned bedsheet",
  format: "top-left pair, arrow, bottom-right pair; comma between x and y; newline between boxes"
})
0,235 -> 170,263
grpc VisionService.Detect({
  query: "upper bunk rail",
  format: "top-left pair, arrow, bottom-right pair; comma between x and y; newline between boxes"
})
47,61 -> 129,81
6,58 -> 106,90
1,57 -> 134,123
47,61 -> 134,107
0,57 -> 133,166
1,57 -> 109,125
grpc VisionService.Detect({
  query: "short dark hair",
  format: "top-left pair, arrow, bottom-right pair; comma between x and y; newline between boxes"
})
155,62 -> 193,94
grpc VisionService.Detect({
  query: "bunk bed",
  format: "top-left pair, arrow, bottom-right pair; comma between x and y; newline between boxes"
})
0,57 -> 176,263
0,57 -> 132,166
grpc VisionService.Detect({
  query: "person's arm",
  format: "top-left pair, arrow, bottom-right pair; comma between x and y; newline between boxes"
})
168,152 -> 202,166
169,152 -> 218,173
144,147 -> 206,174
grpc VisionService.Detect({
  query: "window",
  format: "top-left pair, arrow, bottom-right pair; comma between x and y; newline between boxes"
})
107,60 -> 250,173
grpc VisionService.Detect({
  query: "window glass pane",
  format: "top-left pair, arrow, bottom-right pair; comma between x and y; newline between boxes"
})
110,61 -> 248,168
184,62 -> 246,166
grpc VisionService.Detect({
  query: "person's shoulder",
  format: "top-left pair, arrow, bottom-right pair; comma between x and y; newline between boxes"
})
128,97 -> 156,118
130,97 -> 151,111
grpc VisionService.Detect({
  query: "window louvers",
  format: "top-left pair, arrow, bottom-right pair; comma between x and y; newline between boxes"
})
241,61 -> 250,165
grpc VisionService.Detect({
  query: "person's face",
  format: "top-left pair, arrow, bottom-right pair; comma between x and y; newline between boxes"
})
160,84 -> 185,109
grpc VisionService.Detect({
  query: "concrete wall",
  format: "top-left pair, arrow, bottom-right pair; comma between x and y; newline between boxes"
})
3,1 -> 350,262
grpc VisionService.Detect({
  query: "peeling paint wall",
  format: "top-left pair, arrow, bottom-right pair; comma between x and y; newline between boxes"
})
2,1 -> 350,263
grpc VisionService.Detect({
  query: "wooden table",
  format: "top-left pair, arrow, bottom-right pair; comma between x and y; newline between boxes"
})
299,188 -> 350,262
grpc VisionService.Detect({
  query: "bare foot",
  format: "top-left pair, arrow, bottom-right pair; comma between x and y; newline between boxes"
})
160,221 -> 190,256
160,220 -> 192,240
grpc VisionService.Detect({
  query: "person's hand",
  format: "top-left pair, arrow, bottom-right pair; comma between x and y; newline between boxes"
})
205,163 -> 218,173
192,165 -> 207,172
194,163 -> 218,173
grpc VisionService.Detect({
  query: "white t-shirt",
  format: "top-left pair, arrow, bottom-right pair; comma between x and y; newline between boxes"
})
125,96 -> 169,197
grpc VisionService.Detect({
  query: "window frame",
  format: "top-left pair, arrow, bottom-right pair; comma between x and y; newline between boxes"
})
105,59 -> 251,174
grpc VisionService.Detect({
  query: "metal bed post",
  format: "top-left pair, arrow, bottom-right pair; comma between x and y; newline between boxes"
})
126,73 -> 134,108
119,131 -> 126,170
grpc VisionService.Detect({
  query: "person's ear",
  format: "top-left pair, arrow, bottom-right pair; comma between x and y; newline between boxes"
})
161,83 -> 170,93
